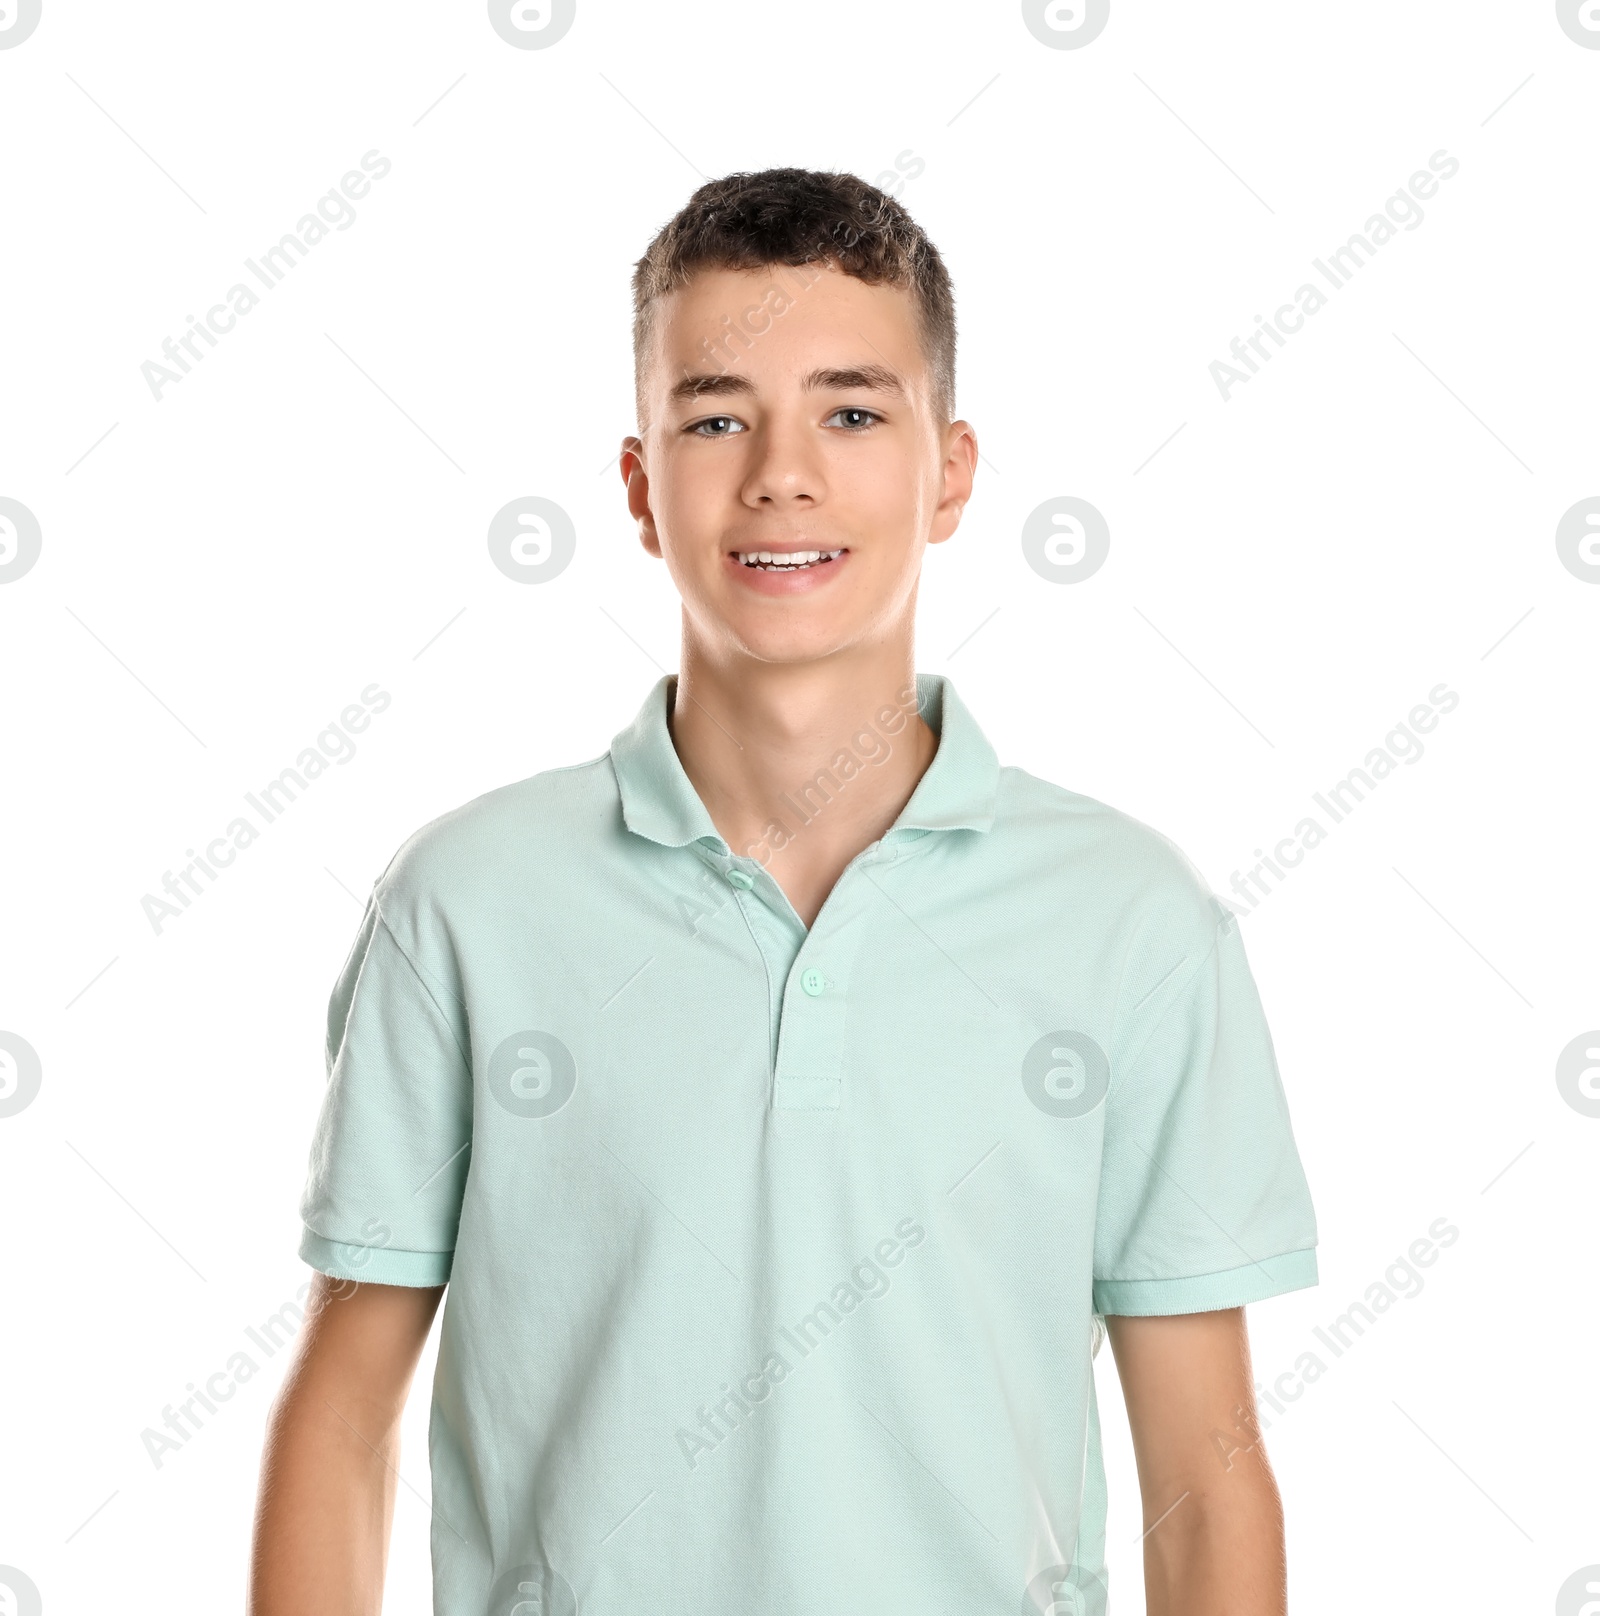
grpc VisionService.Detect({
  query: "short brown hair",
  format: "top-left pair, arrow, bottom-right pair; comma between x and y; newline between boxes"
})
630,166 -> 956,429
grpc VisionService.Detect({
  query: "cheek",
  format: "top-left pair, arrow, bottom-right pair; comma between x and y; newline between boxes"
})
656,454 -> 729,538
848,441 -> 928,514
850,461 -> 927,546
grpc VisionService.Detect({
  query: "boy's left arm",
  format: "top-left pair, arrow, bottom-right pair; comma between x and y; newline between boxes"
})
1105,1307 -> 1288,1616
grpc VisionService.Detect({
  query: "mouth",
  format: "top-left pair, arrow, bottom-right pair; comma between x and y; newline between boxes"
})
731,548 -> 846,572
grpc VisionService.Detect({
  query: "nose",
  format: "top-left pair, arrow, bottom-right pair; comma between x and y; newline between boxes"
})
739,412 -> 823,509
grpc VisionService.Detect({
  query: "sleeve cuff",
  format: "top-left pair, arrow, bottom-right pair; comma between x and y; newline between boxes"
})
1093,1246 -> 1317,1316
299,1227 -> 453,1288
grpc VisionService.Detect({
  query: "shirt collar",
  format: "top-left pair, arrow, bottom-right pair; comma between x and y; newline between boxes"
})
608,671 -> 1001,853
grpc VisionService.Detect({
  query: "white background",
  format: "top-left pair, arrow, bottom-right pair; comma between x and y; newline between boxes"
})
1,1 -> 1596,1611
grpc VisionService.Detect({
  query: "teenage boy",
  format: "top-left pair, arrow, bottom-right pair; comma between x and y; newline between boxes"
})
251,168 -> 1318,1616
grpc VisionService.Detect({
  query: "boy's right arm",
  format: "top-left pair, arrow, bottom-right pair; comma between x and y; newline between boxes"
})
248,1272 -> 446,1616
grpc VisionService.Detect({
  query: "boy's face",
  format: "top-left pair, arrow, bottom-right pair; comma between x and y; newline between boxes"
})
622,264 -> 976,669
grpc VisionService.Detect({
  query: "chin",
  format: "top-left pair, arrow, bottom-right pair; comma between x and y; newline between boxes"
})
738,639 -> 851,668
725,623 -> 856,667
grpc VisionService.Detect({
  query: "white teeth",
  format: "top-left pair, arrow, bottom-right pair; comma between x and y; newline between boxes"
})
735,548 -> 844,569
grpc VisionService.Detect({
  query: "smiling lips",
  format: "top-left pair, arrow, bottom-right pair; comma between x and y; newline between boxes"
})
733,548 -> 845,571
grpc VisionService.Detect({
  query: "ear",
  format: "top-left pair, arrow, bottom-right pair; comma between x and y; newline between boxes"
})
928,419 -> 978,547
620,435 -> 662,558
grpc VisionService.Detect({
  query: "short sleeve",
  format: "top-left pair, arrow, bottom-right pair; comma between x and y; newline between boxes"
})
297,887 -> 473,1288
1092,908 -> 1318,1315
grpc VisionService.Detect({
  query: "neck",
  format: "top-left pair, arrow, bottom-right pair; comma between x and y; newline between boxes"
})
667,635 -> 936,911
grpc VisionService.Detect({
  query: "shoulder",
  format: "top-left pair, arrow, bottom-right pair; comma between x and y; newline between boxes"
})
370,751 -> 619,932
993,762 -> 1230,967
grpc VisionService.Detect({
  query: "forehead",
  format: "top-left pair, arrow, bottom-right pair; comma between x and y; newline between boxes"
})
645,263 -> 928,391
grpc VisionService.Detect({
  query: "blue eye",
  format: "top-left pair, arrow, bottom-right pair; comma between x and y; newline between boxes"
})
690,416 -> 745,437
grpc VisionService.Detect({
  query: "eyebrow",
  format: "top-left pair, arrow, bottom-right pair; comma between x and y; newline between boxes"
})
666,363 -> 909,406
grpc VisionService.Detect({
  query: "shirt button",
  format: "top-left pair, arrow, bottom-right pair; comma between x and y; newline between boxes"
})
801,967 -> 826,996
726,869 -> 753,890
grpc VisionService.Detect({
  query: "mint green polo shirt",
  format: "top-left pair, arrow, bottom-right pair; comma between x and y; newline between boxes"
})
298,671 -> 1317,1615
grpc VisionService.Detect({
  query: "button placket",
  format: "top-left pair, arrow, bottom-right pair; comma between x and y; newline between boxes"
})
769,855 -> 882,1115
699,849 -> 804,1085
689,844 -> 763,903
